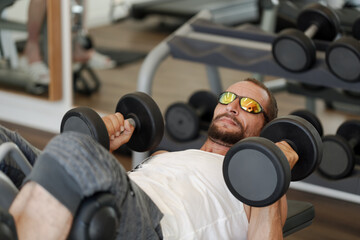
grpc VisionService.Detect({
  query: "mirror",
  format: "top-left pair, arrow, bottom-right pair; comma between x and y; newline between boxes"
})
0,0 -> 62,101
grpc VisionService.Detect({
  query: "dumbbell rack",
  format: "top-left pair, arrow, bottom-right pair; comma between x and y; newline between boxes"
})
137,10 -> 360,94
135,10 -> 360,204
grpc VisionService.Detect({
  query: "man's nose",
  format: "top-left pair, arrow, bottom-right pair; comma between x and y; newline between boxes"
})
226,99 -> 239,115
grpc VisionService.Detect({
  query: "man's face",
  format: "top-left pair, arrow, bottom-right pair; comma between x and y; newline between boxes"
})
208,81 -> 269,146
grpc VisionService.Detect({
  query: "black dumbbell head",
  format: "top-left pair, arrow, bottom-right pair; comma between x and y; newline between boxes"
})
337,119 -> 360,155
290,109 -> 323,136
61,107 -> 110,150
318,135 -> 355,179
223,137 -> 291,207
326,36 -> 360,82
273,3 -> 340,72
116,92 -> 164,152
272,28 -> 316,72
165,90 -> 218,142
260,115 -> 323,181
297,3 -> 340,41
165,102 -> 199,142
188,90 -> 218,124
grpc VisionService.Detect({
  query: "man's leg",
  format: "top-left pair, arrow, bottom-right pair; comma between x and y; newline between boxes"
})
24,0 -> 47,65
9,182 -> 72,240
10,132 -> 163,239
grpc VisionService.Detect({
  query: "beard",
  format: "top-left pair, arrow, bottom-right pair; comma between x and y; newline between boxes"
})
207,113 -> 245,146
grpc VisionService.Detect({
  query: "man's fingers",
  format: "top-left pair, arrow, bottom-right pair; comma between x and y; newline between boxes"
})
111,113 -> 125,136
102,113 -> 125,140
102,117 -> 115,139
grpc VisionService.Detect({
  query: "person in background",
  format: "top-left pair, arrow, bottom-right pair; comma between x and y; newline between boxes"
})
20,0 -> 116,86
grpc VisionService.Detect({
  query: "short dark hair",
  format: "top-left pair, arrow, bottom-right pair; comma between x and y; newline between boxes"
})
243,78 -> 278,124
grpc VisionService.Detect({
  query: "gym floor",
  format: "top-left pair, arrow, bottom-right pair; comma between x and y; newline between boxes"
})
1,16 -> 360,239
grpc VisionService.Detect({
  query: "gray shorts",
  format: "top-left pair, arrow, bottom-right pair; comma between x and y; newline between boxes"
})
0,125 -> 164,239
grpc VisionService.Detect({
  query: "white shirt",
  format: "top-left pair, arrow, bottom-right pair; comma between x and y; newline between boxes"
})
129,149 -> 248,240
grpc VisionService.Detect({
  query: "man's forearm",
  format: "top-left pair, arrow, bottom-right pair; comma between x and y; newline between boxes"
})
247,195 -> 287,240
9,182 -> 73,240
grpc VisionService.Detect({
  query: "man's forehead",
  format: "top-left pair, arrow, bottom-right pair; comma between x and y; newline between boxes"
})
226,81 -> 263,95
226,81 -> 269,108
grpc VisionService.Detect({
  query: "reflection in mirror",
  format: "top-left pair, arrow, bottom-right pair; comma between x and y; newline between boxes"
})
0,0 -> 48,96
0,0 -> 62,100
71,0 -> 101,96
70,0 -> 116,96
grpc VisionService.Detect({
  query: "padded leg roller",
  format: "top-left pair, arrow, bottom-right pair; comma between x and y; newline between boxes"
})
0,172 -> 18,240
68,193 -> 119,240
0,207 -> 18,240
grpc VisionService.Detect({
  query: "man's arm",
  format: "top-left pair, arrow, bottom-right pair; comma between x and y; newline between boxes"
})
246,195 -> 287,240
246,141 -> 298,240
9,182 -> 73,240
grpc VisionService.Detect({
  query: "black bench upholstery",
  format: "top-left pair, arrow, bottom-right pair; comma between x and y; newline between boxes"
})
284,200 -> 315,237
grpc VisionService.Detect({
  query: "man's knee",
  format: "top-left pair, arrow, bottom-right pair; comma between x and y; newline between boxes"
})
26,131 -> 129,212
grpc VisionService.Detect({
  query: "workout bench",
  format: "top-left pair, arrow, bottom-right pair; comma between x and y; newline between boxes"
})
0,133 -> 315,238
284,200 -> 314,237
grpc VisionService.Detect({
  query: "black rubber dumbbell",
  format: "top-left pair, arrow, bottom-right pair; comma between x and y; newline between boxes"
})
61,92 -> 164,152
326,16 -> 360,82
165,90 -> 218,142
290,109 -> 324,137
272,3 -> 340,72
223,115 -> 322,207
60,92 -> 164,240
319,120 -> 360,179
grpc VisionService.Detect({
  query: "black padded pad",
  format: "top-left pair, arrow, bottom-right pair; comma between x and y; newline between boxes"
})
0,207 -> 18,240
0,172 -> 18,211
283,200 -> 315,237
68,193 -> 119,240
130,0 -> 259,26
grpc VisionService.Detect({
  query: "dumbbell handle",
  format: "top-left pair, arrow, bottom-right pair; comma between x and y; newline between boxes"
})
347,137 -> 358,149
347,138 -> 360,165
340,137 -> 360,165
304,24 -> 319,39
112,117 -> 136,138
194,106 -> 213,130
283,139 -> 298,154
127,118 -> 136,128
194,105 -> 207,116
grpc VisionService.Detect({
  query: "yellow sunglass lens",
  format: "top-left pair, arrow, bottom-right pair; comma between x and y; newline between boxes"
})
219,93 -> 262,114
240,98 -> 261,113
220,92 -> 236,104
